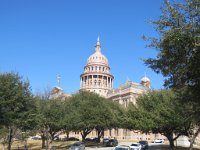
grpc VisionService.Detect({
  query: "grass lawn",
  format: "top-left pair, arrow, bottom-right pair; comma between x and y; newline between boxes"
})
1,140 -> 200,150
1,140 -> 74,150
150,144 -> 200,150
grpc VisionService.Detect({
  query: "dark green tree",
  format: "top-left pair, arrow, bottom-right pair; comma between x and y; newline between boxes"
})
35,97 -> 64,149
143,1 -> 200,149
144,0 -> 199,90
63,91 -> 123,142
34,98 -> 47,149
0,72 -> 35,150
94,98 -> 125,142
0,126 -> 9,150
127,90 -> 192,150
43,99 -> 63,141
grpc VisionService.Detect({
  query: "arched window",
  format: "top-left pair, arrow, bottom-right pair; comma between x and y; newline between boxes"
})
90,80 -> 92,85
94,80 -> 97,86
98,80 -> 101,86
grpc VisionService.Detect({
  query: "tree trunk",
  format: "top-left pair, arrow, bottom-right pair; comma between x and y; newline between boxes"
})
41,133 -> 46,149
81,129 -> 92,142
24,140 -> 28,150
169,139 -> 175,150
49,131 -> 56,141
81,133 -> 87,142
97,128 -> 104,143
66,131 -> 69,139
2,143 -> 5,150
165,133 -> 175,150
7,127 -> 13,150
189,126 -> 200,150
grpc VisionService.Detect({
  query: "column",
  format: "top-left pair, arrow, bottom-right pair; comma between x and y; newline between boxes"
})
112,78 -> 113,88
82,77 -> 84,88
108,77 -> 110,88
97,75 -> 99,87
84,76 -> 87,87
80,76 -> 82,88
87,75 -> 89,86
83,76 -> 85,86
83,76 -> 85,87
110,77 -> 111,88
107,76 -> 108,88
92,75 -> 93,87
101,75 -> 103,88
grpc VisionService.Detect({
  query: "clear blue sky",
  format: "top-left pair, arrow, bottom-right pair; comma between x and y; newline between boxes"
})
0,0 -> 165,94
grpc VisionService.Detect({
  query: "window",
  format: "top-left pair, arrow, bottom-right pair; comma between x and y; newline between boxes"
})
98,80 -> 101,86
94,80 -> 97,86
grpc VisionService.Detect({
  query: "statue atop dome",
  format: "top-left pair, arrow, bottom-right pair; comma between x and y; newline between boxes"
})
95,36 -> 101,52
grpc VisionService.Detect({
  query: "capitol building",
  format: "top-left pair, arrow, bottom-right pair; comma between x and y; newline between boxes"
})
80,37 -> 151,108
51,38 -> 158,141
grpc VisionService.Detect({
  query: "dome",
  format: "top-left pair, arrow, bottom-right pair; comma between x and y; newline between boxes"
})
80,37 -> 114,97
141,74 -> 150,82
87,51 -> 109,66
86,38 -> 109,66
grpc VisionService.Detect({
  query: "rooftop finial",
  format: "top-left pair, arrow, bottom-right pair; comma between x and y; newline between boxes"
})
95,36 -> 101,52
57,75 -> 61,87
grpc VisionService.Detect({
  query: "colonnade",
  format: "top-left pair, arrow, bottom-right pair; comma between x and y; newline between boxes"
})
80,74 -> 113,89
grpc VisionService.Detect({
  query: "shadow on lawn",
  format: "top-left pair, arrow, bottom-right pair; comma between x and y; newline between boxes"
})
149,145 -> 200,150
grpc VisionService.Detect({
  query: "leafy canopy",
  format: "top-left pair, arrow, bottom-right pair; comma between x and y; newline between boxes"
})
144,0 -> 200,97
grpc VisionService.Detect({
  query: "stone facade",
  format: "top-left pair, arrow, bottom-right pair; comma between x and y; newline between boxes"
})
49,38 -> 200,145
107,80 -> 150,107
79,38 -> 155,141
51,38 -> 162,141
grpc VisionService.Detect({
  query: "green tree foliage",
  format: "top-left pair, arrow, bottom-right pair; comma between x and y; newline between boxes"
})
34,98 -> 47,148
63,91 -> 123,142
127,90 -> 192,150
144,0 -> 200,111
0,72 -> 35,150
35,97 -> 64,148
144,0 -> 199,91
144,1 -> 200,149
0,126 -> 9,150
42,99 -> 64,140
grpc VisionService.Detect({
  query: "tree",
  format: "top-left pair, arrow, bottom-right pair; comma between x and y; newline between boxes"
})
127,90 -> 193,150
34,97 -> 64,149
94,98 -> 125,142
46,99 -> 64,141
63,91 -> 123,142
0,126 -> 9,150
143,1 -> 200,149
0,72 -> 36,150
144,0 -> 199,90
